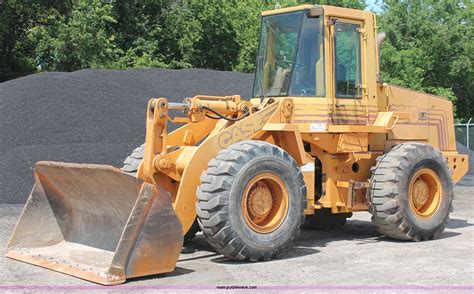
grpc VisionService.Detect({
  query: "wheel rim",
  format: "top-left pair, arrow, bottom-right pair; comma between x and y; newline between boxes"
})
242,173 -> 289,233
408,168 -> 442,219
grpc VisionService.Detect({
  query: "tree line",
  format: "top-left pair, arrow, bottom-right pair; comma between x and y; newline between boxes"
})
1,0 -> 472,120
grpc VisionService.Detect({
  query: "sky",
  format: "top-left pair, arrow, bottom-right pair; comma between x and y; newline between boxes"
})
366,0 -> 383,13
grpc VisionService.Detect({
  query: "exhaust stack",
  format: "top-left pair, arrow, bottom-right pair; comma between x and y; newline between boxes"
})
376,32 -> 387,82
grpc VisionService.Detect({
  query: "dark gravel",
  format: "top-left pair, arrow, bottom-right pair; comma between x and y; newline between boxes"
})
0,69 -> 253,204
457,142 -> 474,174
456,142 -> 474,187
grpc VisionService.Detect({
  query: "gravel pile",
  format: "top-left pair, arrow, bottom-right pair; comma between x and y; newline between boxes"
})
456,142 -> 474,187
0,69 -> 253,204
456,142 -> 474,173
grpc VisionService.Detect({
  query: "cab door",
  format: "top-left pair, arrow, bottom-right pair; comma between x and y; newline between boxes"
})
329,18 -> 368,125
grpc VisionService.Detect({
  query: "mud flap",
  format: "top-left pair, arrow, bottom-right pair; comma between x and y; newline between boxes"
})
5,161 -> 183,285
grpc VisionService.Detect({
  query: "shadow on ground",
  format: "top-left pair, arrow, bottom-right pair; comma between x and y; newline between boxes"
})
127,266 -> 195,283
178,222 -> 375,266
446,218 -> 474,229
177,217 -> 467,267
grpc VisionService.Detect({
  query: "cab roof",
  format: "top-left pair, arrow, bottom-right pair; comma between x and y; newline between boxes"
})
261,5 -> 373,20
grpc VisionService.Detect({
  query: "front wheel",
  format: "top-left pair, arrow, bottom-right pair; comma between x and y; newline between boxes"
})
369,142 -> 453,241
196,141 -> 306,261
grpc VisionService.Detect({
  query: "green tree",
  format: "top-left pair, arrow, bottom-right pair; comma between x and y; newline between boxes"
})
378,0 -> 473,120
0,0 -> 67,81
159,0 -> 240,70
34,0 -> 118,71
0,0 -> 367,79
110,0 -> 176,69
0,1 -> 34,81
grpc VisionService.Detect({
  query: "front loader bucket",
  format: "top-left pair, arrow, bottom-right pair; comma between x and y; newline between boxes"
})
6,161 -> 183,285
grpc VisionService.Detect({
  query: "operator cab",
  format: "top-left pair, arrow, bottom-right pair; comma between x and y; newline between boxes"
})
253,6 -> 366,100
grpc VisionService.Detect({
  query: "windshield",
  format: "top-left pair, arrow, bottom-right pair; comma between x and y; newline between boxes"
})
253,11 -> 325,98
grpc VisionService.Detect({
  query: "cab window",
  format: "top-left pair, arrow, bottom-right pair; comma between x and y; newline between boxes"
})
334,22 -> 362,98
289,16 -> 325,97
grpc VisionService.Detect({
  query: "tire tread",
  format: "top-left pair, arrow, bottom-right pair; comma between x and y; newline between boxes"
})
369,142 -> 453,241
196,140 -> 306,261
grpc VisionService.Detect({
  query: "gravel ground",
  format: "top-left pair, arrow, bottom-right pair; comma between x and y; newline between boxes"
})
0,176 -> 472,291
0,69 -> 253,204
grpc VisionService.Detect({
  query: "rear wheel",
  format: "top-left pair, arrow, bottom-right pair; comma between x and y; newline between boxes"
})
369,142 -> 453,241
196,141 -> 306,261
122,144 -> 199,241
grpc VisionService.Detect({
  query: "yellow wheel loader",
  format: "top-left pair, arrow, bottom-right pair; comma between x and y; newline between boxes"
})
6,5 -> 469,285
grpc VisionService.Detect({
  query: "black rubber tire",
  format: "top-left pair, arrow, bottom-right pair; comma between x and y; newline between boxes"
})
121,144 -> 145,176
303,209 -> 352,230
369,142 -> 453,241
121,143 -> 199,241
196,140 -> 307,261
